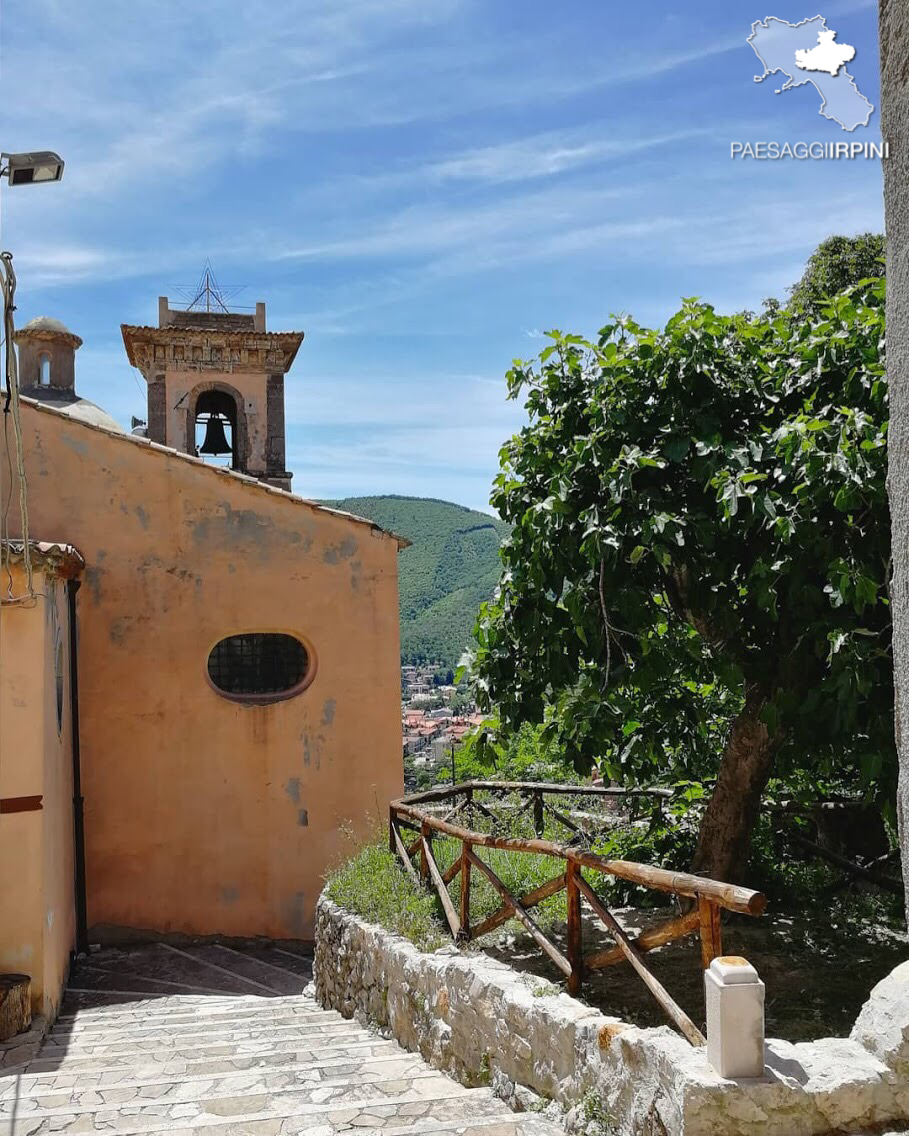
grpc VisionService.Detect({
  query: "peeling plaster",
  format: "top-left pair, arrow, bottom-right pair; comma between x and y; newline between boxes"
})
60,433 -> 89,457
297,808 -> 309,827
282,890 -> 307,938
190,505 -> 308,558
109,618 -> 129,646
83,566 -> 103,604
321,699 -> 336,727
285,777 -> 301,803
323,536 -> 358,565
220,886 -> 240,904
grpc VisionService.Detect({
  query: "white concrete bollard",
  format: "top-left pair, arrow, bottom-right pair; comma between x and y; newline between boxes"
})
705,955 -> 765,1079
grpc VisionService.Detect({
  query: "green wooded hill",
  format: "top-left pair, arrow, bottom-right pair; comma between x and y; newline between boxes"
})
319,496 -> 509,668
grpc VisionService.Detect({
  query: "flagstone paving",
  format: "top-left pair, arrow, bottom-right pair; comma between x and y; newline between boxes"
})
0,944 -> 562,1136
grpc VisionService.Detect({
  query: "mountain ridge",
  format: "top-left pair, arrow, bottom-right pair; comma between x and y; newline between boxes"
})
318,495 -> 509,668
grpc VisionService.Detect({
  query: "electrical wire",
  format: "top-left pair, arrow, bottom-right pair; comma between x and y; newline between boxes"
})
0,250 -> 36,605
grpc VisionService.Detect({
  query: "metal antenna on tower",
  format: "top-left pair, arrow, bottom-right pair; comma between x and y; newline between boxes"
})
172,260 -> 247,313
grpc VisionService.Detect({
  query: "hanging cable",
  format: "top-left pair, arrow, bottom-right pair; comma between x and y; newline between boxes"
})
0,250 -> 35,603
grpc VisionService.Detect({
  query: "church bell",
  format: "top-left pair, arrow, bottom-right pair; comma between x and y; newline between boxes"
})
198,413 -> 232,456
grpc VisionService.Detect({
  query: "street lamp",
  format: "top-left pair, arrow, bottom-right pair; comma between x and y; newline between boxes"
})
0,150 -> 65,186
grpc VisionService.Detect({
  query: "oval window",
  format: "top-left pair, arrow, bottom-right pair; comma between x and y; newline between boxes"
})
207,633 -> 312,702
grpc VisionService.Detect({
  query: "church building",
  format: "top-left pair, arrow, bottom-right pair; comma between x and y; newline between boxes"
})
0,291 -> 406,1022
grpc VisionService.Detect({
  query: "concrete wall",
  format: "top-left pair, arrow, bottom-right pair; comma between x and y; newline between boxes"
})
880,0 -> 909,918
0,563 -> 76,1019
2,400 -> 403,942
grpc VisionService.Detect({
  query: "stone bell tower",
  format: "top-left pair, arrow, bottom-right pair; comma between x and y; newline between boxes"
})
120,289 -> 304,492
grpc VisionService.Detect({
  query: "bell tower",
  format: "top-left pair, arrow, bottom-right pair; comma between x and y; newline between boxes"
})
120,285 -> 304,492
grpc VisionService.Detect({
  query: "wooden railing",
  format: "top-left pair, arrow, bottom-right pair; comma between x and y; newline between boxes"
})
389,781 -> 766,1047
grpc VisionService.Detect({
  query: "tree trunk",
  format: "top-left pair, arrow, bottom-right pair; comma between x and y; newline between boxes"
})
0,974 -> 31,1042
880,0 -> 909,927
690,682 -> 778,883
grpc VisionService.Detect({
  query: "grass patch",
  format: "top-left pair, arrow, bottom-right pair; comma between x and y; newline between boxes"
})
325,839 -> 448,953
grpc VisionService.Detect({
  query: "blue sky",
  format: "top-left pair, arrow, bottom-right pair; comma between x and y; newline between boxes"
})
0,0 -> 883,513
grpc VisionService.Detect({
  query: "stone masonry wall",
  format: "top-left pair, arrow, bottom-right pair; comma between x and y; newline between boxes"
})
315,896 -> 909,1136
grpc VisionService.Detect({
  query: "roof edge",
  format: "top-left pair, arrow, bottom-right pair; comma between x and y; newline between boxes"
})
1,539 -> 85,578
119,324 -> 305,370
19,396 -> 410,549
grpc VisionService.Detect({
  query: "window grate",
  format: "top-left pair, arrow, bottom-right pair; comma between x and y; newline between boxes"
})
208,633 -> 308,698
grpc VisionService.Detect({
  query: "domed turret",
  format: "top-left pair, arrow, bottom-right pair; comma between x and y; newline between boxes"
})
15,316 -> 124,433
16,316 -> 83,394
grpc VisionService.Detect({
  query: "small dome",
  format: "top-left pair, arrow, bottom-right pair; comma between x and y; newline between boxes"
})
25,388 -> 125,433
22,316 -> 73,335
61,397 -> 124,434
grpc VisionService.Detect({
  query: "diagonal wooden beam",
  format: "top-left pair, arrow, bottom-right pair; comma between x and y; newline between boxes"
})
469,873 -> 567,941
472,799 -> 504,827
442,798 -> 468,824
576,874 -> 705,1046
585,909 -> 700,970
391,820 -> 422,889
442,857 -> 463,885
423,834 -> 461,938
467,849 -> 571,976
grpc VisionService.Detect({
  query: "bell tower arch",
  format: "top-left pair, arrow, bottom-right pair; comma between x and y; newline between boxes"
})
121,293 -> 304,492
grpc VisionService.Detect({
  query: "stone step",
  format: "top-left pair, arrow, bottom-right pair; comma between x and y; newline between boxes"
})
11,1027 -> 388,1074
115,1111 -> 558,1136
0,1044 -> 420,1098
36,1018 -> 379,1060
6,947 -> 561,1136
4,1078 -> 494,1134
56,992 -> 303,1022
0,1058 -> 445,1119
48,1004 -> 341,1042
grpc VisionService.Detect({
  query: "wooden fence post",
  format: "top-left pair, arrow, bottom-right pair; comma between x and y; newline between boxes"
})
533,789 -> 544,837
566,861 -> 583,996
420,821 -> 430,883
698,896 -> 722,970
459,840 -> 471,941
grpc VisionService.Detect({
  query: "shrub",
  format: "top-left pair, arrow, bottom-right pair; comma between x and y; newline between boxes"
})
324,840 -> 448,952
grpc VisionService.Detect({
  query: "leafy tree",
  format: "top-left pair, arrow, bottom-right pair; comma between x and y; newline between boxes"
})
451,721 -> 579,784
469,278 -> 891,882
789,233 -> 885,313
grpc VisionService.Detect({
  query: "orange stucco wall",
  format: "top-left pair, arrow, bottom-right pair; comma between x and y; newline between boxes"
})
0,564 -> 76,1018
3,399 -> 403,943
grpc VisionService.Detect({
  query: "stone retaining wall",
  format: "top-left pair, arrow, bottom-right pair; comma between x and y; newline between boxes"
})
315,896 -> 909,1136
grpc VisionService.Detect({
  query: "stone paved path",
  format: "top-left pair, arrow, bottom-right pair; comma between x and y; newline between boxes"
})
0,944 -> 562,1136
